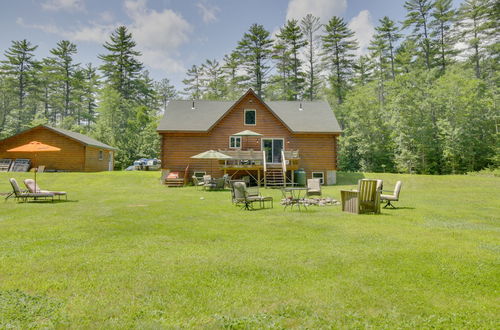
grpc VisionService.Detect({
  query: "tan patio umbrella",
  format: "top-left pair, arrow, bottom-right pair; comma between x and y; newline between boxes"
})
190,150 -> 232,175
233,130 -> 262,150
7,141 -> 61,190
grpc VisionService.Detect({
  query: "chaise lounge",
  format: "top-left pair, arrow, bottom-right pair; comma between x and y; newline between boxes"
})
7,178 -> 54,203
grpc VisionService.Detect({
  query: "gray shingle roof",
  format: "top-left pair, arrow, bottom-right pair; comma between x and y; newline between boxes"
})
44,125 -> 117,150
157,96 -> 341,133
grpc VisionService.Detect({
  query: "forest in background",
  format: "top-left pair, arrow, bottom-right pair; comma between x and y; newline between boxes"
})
0,0 -> 498,172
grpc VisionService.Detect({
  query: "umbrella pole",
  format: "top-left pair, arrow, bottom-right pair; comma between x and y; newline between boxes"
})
34,153 -> 37,192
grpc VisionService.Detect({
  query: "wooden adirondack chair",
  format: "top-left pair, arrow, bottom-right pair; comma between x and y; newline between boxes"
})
341,179 -> 381,214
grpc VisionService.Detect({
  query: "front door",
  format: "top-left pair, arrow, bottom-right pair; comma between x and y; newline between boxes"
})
262,139 -> 284,164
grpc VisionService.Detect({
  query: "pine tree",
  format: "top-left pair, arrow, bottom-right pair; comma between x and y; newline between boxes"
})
81,63 -> 100,126
403,0 -> 435,70
201,59 -> 226,100
375,17 -> 402,79
0,39 -> 38,131
99,26 -> 143,100
48,40 -> 79,121
274,19 -> 307,100
222,52 -> 244,100
236,24 -> 273,97
456,0 -> 490,78
322,16 -> 358,104
270,38 -> 292,100
352,55 -> 374,86
301,14 -> 323,101
430,0 -> 457,72
182,65 -> 202,100
154,78 -> 177,114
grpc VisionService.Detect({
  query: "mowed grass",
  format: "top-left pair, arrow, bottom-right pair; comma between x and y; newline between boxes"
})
0,171 -> 498,328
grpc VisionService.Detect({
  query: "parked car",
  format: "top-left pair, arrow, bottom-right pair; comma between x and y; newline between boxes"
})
129,158 -> 162,171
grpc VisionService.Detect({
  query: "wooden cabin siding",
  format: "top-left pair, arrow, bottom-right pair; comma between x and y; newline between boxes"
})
84,146 -> 113,172
0,127 -> 85,171
160,93 -> 339,179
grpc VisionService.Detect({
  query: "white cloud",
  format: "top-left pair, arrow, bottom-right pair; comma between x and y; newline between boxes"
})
41,0 -> 85,12
16,17 -> 114,43
196,0 -> 220,24
348,10 -> 375,57
124,0 -> 192,73
18,0 -> 192,75
286,0 -> 346,24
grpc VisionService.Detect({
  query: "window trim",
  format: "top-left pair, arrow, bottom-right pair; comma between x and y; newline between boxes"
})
193,171 -> 206,179
312,171 -> 324,185
229,136 -> 242,149
98,150 -> 103,161
244,109 -> 256,126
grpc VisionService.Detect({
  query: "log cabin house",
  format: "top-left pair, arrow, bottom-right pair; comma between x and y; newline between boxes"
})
157,89 -> 342,186
0,125 -> 116,172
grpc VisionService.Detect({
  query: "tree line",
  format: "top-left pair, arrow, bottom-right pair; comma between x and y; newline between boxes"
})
0,0 -> 498,172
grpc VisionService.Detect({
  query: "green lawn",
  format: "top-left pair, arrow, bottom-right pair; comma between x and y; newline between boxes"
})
0,171 -> 498,328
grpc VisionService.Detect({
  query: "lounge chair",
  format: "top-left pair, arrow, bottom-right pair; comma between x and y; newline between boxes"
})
306,178 -> 322,197
24,179 -> 67,200
7,178 -> 54,203
340,179 -> 381,214
233,181 -> 273,210
380,181 -> 402,208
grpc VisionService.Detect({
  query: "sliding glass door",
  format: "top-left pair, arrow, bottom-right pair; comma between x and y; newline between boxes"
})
262,138 -> 284,164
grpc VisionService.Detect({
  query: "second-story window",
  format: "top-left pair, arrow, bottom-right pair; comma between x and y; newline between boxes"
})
244,109 -> 256,125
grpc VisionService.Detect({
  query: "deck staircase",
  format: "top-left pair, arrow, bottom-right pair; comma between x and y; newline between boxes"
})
265,167 -> 285,187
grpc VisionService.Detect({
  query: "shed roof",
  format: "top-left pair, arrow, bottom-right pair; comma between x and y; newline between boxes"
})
0,125 -> 116,150
44,126 -> 117,150
157,90 -> 341,134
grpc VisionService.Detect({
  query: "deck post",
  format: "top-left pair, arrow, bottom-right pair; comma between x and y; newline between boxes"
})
257,169 -> 261,187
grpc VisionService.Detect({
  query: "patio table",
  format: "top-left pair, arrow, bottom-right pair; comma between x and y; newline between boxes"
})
281,187 -> 308,211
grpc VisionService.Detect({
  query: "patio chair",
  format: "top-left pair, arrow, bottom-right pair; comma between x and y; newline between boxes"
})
233,181 -> 273,210
306,178 -> 322,197
340,179 -> 381,214
192,176 -> 205,189
24,179 -> 67,200
202,174 -> 213,190
380,181 -> 402,209
7,178 -> 54,203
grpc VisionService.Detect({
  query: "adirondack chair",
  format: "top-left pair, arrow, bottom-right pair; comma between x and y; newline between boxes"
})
380,181 -> 402,208
306,178 -> 322,197
341,179 -> 381,214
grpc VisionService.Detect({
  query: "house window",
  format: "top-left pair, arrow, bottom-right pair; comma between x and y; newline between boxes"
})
244,109 -> 256,125
312,172 -> 324,184
193,171 -> 206,179
229,136 -> 242,149
98,150 -> 103,160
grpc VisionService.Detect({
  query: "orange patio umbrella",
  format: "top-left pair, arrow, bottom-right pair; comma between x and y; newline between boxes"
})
7,141 -> 61,190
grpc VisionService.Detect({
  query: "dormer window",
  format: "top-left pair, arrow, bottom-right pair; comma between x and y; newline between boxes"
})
244,109 -> 256,125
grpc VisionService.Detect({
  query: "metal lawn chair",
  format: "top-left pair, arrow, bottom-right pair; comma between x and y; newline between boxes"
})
380,181 -> 402,208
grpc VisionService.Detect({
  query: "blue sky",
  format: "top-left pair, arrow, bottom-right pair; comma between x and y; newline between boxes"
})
2,0 -> 462,89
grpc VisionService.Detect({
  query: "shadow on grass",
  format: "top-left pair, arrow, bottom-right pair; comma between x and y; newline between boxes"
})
383,206 -> 415,210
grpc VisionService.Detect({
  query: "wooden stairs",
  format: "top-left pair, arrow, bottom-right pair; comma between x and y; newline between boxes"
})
265,167 -> 285,187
